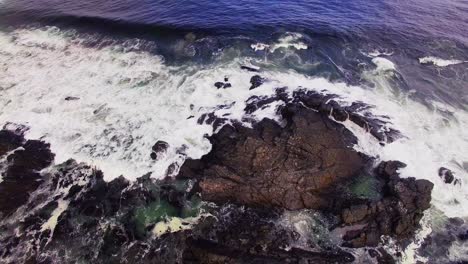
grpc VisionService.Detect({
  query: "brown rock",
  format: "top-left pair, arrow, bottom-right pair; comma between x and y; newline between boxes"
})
179,104 -> 364,210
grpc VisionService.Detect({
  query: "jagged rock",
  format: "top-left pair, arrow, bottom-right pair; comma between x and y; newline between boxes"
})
341,161 -> 433,248
197,112 -> 228,131
249,75 -> 265,90
179,104 -> 364,210
0,83 -> 433,264
244,95 -> 278,114
0,131 -> 54,217
0,130 -> 24,156
185,206 -> 355,264
292,90 -> 400,143
180,102 -> 432,248
243,89 -> 400,143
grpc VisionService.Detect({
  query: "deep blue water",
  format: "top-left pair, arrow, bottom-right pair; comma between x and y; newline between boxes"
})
2,0 -> 468,42
1,0 -> 467,108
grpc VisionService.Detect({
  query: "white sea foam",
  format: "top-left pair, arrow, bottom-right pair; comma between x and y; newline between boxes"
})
372,57 -> 396,72
0,27 -> 281,181
251,32 -> 308,53
1,27 -> 467,226
152,215 -> 204,236
419,56 -> 466,67
40,199 -> 69,233
400,213 -> 432,264
366,50 -> 394,57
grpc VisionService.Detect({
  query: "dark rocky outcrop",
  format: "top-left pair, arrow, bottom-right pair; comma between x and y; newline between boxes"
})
180,104 -> 364,210
0,84 -> 433,263
179,103 -> 433,249
0,130 -> 54,217
184,206 -> 355,264
0,130 -> 24,156
340,161 -> 433,247
292,90 -> 401,143
197,112 -> 229,131
242,87 -> 400,144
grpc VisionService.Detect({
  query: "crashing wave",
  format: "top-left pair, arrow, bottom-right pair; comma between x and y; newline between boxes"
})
251,32 -> 308,53
419,56 -> 466,67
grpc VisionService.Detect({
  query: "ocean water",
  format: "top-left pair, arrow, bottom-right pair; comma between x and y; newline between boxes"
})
0,0 -> 467,262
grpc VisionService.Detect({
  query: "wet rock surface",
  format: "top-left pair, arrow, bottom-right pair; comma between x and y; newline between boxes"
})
0,90 -> 433,263
180,104 -> 365,210
249,75 -> 265,90
0,130 -> 54,217
151,140 -> 169,160
341,161 -> 433,247
180,103 -> 433,250
241,87 -> 401,144
0,148 -> 355,264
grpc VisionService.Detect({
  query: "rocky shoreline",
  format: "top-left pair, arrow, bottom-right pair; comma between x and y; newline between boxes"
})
0,76 -> 436,263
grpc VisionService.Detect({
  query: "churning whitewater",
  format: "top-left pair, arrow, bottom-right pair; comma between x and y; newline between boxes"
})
0,0 -> 467,260
1,26 -> 466,218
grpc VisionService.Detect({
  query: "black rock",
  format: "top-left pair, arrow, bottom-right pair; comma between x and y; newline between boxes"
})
0,130 -> 24,156
439,167 -> 455,184
214,82 -> 224,89
249,75 -> 265,90
65,96 -> 80,101
240,65 -> 260,72
0,132 -> 54,217
151,141 -> 169,160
